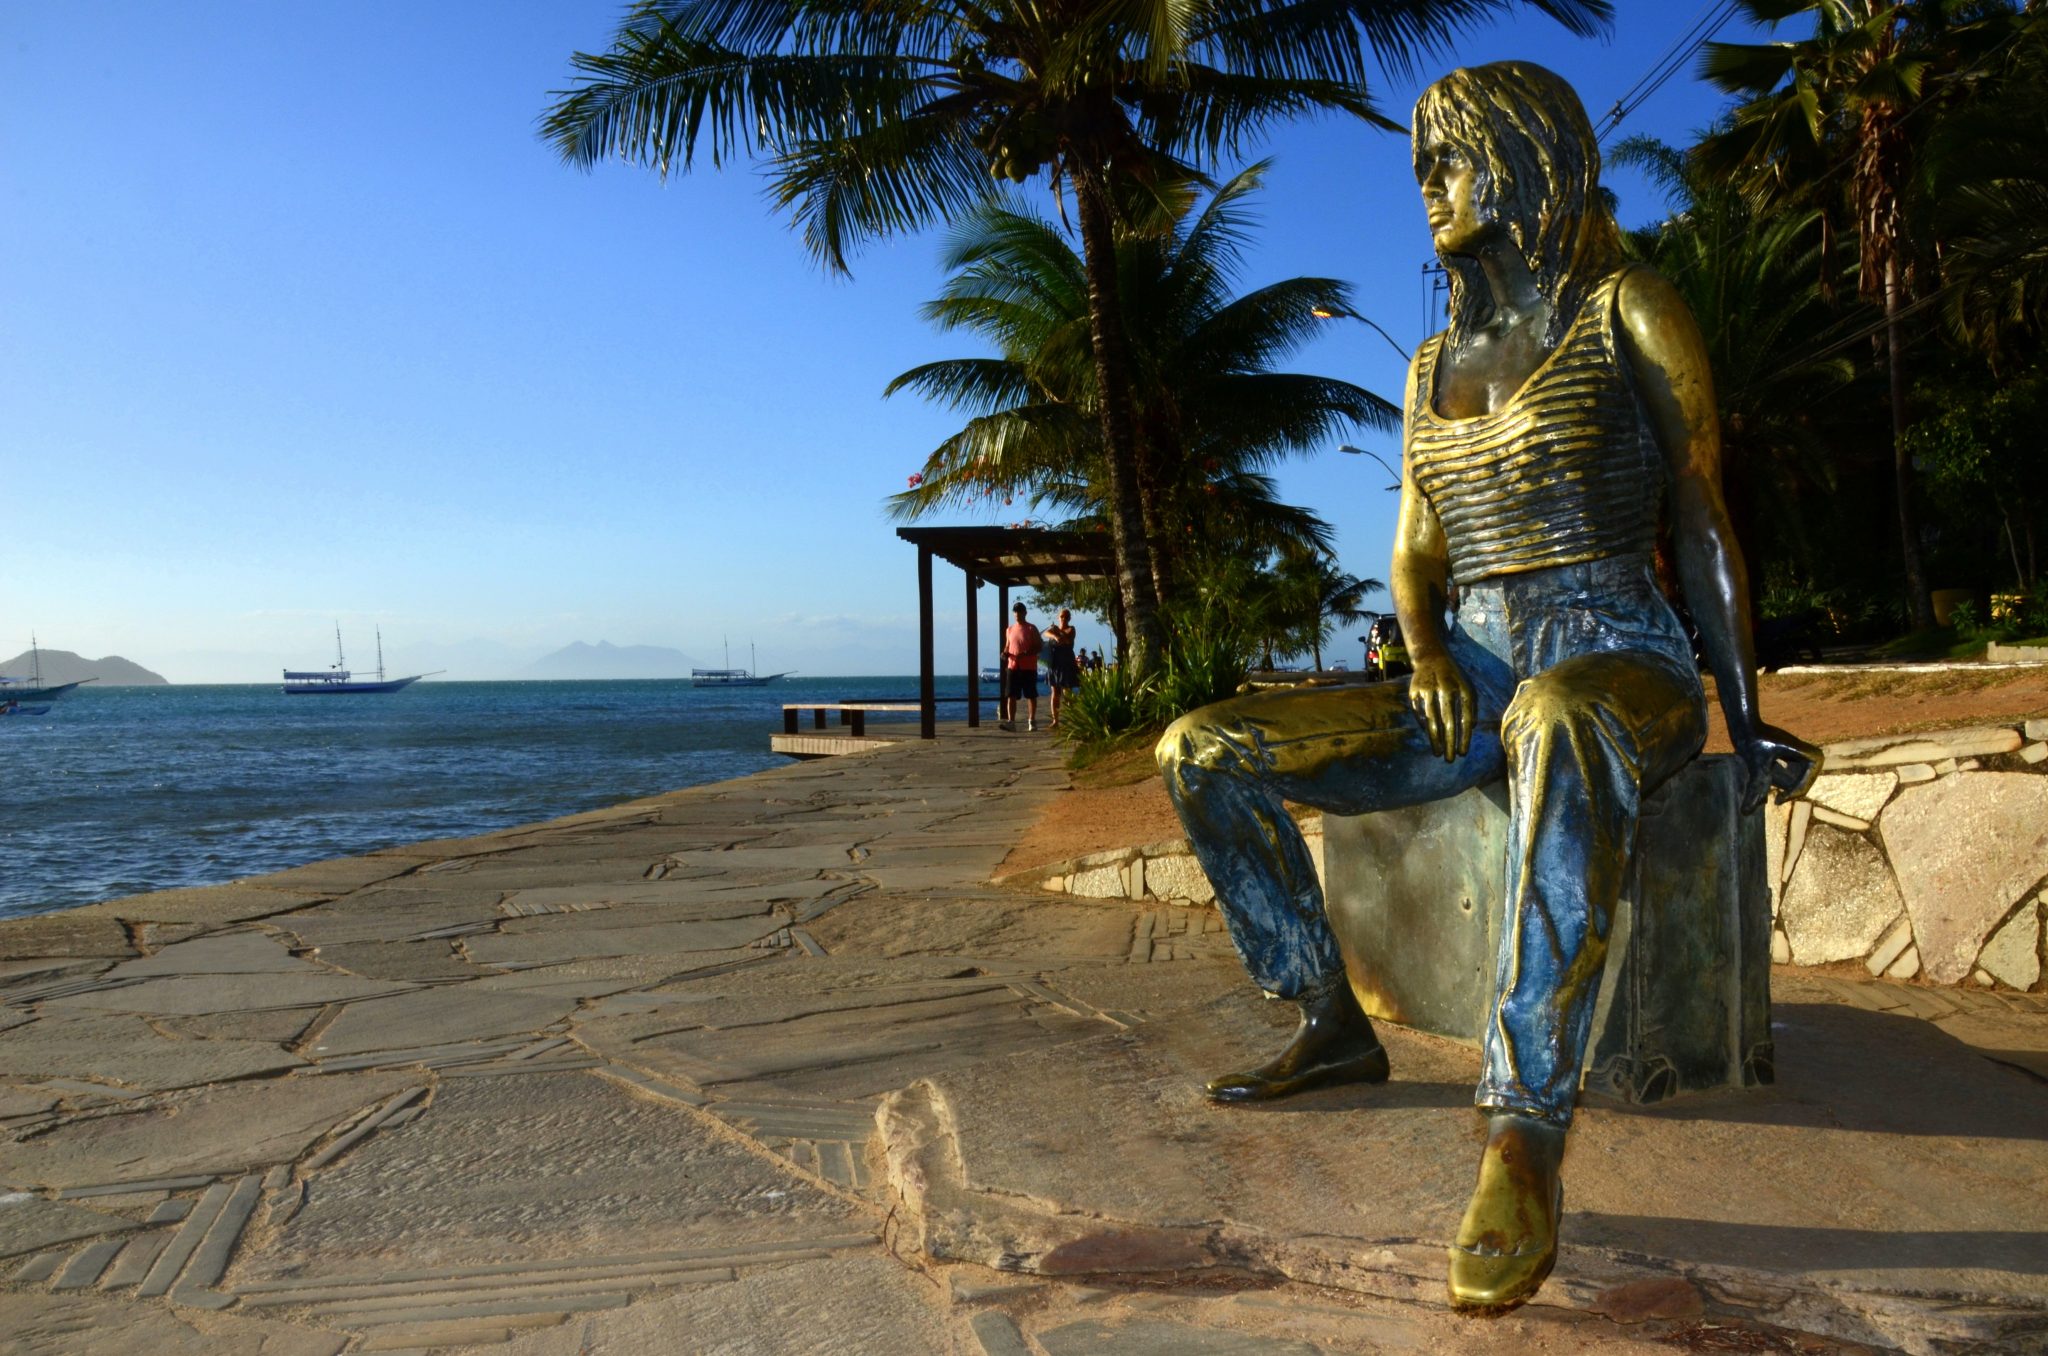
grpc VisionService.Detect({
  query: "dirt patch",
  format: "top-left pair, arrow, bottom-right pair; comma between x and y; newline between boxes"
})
997,667 -> 2048,878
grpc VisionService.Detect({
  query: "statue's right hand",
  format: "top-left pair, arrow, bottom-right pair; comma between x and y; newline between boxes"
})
1407,652 -> 1475,761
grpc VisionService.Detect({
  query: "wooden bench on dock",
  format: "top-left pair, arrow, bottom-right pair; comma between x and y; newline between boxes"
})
782,702 -> 922,738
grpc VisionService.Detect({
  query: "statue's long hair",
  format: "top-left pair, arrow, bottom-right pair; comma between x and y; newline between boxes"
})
1412,62 -> 1624,346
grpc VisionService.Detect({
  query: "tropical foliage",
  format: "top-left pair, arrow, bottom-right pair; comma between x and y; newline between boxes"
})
884,165 -> 1393,613
544,0 -> 1614,673
1699,0 -> 2033,629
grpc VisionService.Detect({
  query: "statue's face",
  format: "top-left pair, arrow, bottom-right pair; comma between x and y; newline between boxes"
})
1416,138 -> 1501,258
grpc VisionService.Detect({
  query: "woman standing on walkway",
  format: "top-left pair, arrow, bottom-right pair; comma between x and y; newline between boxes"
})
1041,609 -> 1082,729
1156,61 -> 1814,1313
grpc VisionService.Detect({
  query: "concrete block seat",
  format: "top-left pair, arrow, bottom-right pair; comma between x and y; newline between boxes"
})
1322,754 -> 1772,1105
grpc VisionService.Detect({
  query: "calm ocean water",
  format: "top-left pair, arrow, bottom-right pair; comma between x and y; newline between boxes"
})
0,676 -> 984,919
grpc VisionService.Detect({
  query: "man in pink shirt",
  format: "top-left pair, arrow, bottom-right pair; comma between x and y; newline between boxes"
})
1002,602 -> 1043,732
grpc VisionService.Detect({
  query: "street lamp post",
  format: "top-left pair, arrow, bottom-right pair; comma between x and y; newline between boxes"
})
1310,304 -> 1412,363
1337,444 -> 1402,492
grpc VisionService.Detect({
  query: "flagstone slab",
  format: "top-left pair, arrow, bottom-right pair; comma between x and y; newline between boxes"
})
499,881 -> 789,917
629,982 -> 1105,1102
107,931 -> 314,979
480,952 -> 762,992
461,917 -> 786,968
88,883 -> 327,926
411,860 -> 708,891
0,1197 -> 140,1259
0,1085 -> 63,1120
663,845 -> 861,874
231,1070 -> 866,1283
1037,1319 -> 1321,1356
278,893 -> 507,948
1881,772 -> 2048,983
309,986 -> 583,1058
1,1071 -> 414,1190
489,1253 -> 943,1356
0,914 -> 135,961
310,940 -> 485,982
0,1011 -> 306,1089
0,1291 -> 347,1356
156,1009 -> 319,1044
44,972 -> 412,1016
245,855 -> 425,895
804,890 -> 1141,962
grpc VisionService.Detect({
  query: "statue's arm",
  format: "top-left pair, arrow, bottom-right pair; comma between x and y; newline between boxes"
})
1615,268 -> 1818,808
1393,348 -> 1473,760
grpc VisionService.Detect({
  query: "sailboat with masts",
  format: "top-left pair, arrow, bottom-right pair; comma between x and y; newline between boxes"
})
283,626 -> 439,695
691,640 -> 792,688
0,634 -> 93,706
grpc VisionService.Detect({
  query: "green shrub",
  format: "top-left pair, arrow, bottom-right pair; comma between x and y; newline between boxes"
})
1059,663 -> 1158,746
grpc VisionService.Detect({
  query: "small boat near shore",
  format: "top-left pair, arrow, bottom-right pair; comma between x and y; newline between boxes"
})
285,626 -> 439,695
691,641 -> 792,688
1,637 -> 94,704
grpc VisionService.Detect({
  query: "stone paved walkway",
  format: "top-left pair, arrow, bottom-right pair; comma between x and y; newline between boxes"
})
2,733 -> 2045,1355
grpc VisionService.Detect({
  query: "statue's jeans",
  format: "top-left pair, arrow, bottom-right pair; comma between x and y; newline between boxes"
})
1157,556 -> 1706,1126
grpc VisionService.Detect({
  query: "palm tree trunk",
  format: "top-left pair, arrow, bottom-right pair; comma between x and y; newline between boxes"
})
1885,255 -> 1936,630
1073,165 -> 1164,675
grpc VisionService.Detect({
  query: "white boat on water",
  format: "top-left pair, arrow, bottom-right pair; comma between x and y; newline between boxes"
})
691,642 -> 792,688
0,636 -> 94,705
284,626 -> 440,695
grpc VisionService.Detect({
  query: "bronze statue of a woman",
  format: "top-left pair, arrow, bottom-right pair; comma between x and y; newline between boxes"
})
1156,61 -> 1815,1311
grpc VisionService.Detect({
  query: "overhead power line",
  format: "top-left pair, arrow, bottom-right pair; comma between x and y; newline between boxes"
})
1597,0 -> 1743,144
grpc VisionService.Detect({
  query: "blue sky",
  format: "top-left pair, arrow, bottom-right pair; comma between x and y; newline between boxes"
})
1,2 -> 1769,681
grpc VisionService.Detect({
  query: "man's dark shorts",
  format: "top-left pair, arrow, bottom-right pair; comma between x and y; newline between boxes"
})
1006,668 -> 1039,700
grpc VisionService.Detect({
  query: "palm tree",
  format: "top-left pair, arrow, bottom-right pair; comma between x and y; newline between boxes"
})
542,0 -> 1613,673
1614,135 -> 1860,579
1274,549 -> 1384,670
1700,0 -> 2024,629
885,165 -> 1393,602
1924,12 -> 2048,356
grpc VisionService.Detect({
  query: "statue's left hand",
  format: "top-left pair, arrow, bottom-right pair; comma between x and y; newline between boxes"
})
1734,724 -> 1822,815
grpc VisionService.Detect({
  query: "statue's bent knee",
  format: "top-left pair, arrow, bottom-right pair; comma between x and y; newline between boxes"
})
1156,707 -> 1238,784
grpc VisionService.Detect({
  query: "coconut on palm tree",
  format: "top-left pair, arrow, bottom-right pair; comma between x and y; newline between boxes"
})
542,0 -> 1613,672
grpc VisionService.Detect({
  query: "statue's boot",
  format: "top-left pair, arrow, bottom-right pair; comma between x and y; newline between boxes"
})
1447,1113 -> 1567,1313
1205,979 -> 1388,1103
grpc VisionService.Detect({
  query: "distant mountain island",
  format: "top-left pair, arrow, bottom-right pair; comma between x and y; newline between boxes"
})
0,648 -> 167,686
518,641 -> 701,681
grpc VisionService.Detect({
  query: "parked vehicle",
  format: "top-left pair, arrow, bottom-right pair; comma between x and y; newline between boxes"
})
1362,615 -> 1410,681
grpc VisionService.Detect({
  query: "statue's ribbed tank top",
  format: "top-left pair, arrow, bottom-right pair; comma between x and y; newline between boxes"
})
1406,267 -> 1661,584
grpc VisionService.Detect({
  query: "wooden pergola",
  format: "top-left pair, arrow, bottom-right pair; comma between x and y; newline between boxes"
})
896,525 -> 1120,738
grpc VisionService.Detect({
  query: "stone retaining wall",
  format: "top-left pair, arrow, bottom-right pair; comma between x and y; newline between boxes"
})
1011,718 -> 2048,993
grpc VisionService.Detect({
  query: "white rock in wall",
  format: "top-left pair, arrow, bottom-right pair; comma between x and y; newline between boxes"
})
1143,853 -> 1215,905
1783,800 -> 1813,884
1887,944 -> 1921,980
1763,798 -> 1790,918
1807,771 -> 1898,824
1881,772 -> 2048,984
1779,824 -> 1909,965
1978,901 -> 2042,990
1866,915 -> 1915,977
1068,862 -> 1129,898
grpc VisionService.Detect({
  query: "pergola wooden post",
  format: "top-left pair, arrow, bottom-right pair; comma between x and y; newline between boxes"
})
917,543 -> 936,740
996,582 -> 1010,722
965,573 -> 980,729
896,526 -> 1118,739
